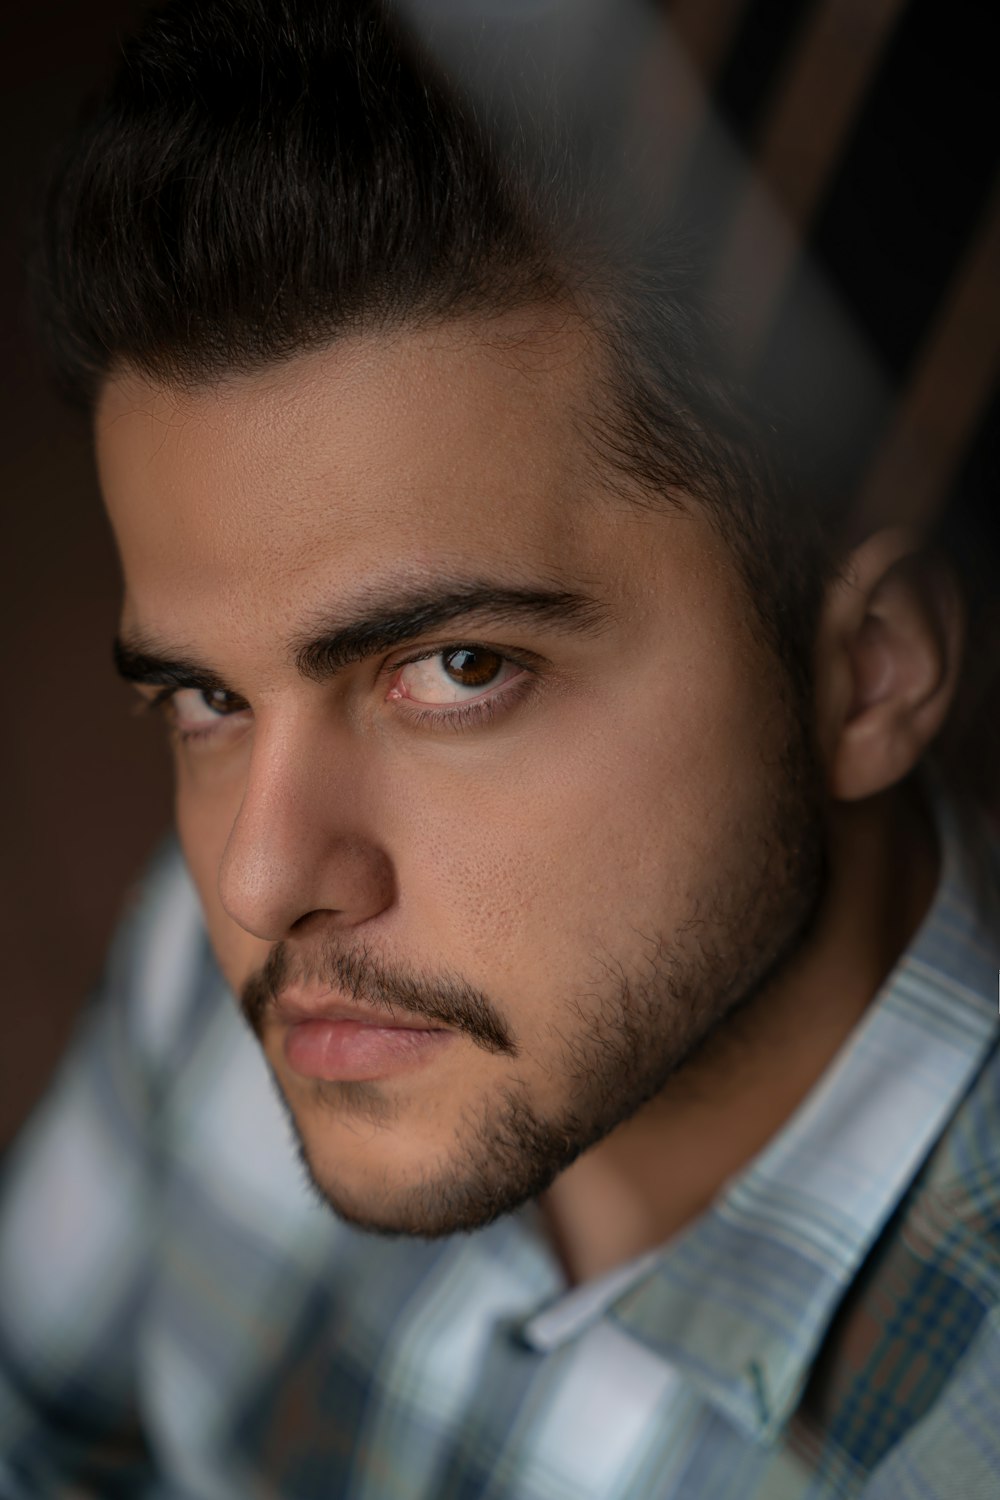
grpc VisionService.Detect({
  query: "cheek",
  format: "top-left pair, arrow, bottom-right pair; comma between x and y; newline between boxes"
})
388,644 -> 780,990
175,768 -> 267,987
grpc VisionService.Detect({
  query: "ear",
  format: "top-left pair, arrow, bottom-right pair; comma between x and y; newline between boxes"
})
814,528 -> 964,801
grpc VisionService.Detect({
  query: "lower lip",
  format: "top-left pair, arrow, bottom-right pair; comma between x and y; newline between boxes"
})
282,1018 -> 454,1081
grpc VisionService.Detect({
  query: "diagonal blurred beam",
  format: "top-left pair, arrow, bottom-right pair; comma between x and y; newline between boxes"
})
667,0 -> 751,80
625,0 -> 753,211
855,180 -> 1000,530
712,0 -> 906,357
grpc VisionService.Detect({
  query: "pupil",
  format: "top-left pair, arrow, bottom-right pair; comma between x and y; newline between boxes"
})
443,648 -> 502,688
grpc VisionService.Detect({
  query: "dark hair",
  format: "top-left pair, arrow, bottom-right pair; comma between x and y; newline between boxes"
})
36,0 -> 834,688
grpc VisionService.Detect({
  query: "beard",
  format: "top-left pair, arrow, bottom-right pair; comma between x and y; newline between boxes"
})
240,695 -> 828,1240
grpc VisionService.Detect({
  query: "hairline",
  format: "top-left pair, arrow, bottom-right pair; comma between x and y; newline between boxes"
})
95,292 -> 836,703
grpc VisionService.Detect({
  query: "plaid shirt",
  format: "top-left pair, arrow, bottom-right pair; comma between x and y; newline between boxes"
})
1,795 -> 998,1499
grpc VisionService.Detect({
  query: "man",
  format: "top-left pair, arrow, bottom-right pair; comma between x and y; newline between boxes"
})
1,1 -> 997,1495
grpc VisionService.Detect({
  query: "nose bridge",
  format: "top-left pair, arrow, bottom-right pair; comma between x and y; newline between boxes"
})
218,710 -> 393,941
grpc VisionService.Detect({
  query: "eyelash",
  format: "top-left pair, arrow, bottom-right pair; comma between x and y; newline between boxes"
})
141,685 -> 249,746
386,645 -> 538,731
141,643 -> 539,742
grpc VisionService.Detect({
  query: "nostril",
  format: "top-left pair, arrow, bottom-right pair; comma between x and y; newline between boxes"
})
290,908 -> 345,936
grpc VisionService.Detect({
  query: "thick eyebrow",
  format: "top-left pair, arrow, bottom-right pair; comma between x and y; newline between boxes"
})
113,639 -> 230,694
291,582 -> 609,681
113,581 -> 609,691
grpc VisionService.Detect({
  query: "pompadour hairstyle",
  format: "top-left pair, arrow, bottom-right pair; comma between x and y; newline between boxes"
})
36,0 -> 834,688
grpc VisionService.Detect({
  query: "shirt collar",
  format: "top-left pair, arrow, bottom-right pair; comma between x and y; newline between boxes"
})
519,792 -> 1000,1444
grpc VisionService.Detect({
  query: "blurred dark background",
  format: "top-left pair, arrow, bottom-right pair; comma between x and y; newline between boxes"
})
1,0 -> 172,1146
1,0 -> 997,1149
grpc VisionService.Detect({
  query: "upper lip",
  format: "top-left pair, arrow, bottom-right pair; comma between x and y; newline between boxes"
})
272,986 -> 445,1031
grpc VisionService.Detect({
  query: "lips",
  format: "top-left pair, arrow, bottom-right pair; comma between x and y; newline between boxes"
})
271,986 -> 454,1083
273,986 -> 441,1030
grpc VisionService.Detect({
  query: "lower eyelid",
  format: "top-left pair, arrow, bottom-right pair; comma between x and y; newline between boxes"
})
170,706 -> 253,744
390,651 -> 528,704
396,669 -> 535,728
150,655 -> 532,742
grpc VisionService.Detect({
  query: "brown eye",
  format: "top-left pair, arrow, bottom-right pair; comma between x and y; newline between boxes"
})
392,647 -> 522,707
161,686 -> 252,738
201,688 -> 244,716
441,648 -> 504,688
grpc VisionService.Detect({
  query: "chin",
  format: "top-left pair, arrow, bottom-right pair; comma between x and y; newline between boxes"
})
280,1076 -> 595,1240
264,1075 -> 493,1237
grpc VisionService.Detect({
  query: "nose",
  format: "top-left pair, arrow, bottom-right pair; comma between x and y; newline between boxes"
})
217,718 -> 395,941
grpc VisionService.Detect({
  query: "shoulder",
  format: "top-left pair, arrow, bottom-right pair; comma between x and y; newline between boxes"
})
789,802 -> 1000,1482
907,1036 -> 1000,1298
859,1303 -> 1000,1499
909,800 -> 1000,1294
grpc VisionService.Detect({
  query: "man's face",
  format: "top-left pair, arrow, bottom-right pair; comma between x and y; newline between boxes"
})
97,317 -> 825,1236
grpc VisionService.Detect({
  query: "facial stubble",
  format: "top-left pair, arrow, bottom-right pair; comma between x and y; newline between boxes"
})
238,688 -> 828,1241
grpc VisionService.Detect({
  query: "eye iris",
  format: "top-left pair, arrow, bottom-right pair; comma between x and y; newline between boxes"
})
442,648 -> 503,688
204,689 -> 237,714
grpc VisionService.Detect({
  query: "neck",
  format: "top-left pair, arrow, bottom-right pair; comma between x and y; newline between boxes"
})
538,781 -> 940,1286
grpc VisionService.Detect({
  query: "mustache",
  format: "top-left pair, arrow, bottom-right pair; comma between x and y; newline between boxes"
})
240,939 -> 517,1058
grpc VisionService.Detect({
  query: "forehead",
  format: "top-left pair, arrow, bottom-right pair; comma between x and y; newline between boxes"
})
95,314 -> 751,681
96,315 -> 634,629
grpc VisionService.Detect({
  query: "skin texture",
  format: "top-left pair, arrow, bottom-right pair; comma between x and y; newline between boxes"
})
96,315 -> 959,1280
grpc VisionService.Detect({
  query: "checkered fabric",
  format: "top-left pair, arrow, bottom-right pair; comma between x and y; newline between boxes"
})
0,790 -> 997,1498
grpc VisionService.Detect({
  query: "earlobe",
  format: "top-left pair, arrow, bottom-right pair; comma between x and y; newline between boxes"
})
816,530 -> 964,802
